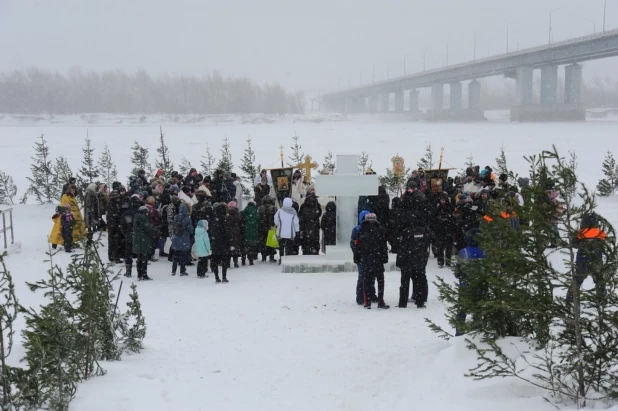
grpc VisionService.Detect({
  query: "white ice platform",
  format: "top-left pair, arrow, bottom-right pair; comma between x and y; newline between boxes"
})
280,254 -> 400,273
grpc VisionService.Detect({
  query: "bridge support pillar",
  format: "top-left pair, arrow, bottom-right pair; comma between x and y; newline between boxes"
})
515,66 -> 534,106
565,64 -> 583,104
369,96 -> 379,113
468,80 -> 481,110
408,90 -> 419,112
540,65 -> 558,105
431,84 -> 443,111
394,91 -> 404,112
379,93 -> 390,112
449,82 -> 462,110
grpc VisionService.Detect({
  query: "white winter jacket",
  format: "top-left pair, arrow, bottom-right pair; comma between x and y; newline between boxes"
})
274,198 -> 299,239
463,181 -> 483,195
178,190 -> 198,205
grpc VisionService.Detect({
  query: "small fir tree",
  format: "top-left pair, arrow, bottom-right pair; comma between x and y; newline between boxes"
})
21,253 -> 81,410
26,134 -> 55,204
417,143 -> 434,170
379,166 -> 410,196
178,156 -> 193,177
0,252 -> 20,409
495,144 -> 509,179
52,156 -> 73,199
239,137 -> 260,199
596,149 -> 618,196
0,170 -> 17,205
155,125 -> 174,177
428,145 -> 618,407
116,284 -> 147,353
97,143 -> 118,188
322,152 -> 335,174
77,131 -> 99,194
287,134 -> 305,170
358,151 -> 372,174
200,144 -> 217,177
216,137 -> 234,175
129,141 -> 152,180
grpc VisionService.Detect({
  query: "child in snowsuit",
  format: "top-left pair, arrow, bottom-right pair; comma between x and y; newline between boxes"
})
60,204 -> 75,252
194,220 -> 211,278
356,213 -> 390,309
454,228 -> 485,336
351,210 -> 377,305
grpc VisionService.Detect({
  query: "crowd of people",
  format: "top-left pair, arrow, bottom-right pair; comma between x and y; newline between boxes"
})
47,163 -> 605,318
48,167 -> 336,282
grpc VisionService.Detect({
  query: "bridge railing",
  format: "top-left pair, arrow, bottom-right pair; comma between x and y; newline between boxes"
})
0,208 -> 14,250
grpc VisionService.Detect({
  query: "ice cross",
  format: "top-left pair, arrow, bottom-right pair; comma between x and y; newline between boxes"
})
315,154 -> 380,260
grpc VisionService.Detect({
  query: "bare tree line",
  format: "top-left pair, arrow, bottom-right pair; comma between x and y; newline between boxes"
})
0,67 -> 306,115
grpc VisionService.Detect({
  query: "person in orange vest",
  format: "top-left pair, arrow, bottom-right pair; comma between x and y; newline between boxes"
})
568,213 -> 607,301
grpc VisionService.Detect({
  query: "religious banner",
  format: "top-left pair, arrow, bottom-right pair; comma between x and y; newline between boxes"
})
392,155 -> 405,177
269,167 -> 294,207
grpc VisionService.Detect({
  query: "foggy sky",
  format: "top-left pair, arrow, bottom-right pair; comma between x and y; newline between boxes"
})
0,0 -> 616,95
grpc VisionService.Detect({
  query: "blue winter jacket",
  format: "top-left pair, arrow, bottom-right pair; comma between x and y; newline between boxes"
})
350,210 -> 371,255
194,220 -> 212,257
171,204 -> 193,251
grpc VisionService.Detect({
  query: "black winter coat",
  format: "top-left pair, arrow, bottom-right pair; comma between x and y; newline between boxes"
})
226,208 -> 244,256
299,196 -> 322,254
433,202 -> 457,239
106,200 -> 123,231
121,198 -> 143,246
210,206 -> 231,256
388,200 -> 405,253
396,206 -> 431,269
371,188 -> 391,227
357,220 -> 388,272
258,199 -> 277,244
321,201 -> 337,246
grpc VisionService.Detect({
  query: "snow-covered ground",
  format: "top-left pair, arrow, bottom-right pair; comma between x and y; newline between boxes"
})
1,114 -> 618,410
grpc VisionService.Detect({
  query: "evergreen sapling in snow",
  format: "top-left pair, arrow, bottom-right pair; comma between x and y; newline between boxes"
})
495,144 -> 509,180
239,137 -> 260,200
287,134 -> 305,171
0,252 -> 21,409
77,131 -> 99,197
417,143 -> 434,170
116,283 -> 146,353
26,134 -> 55,205
428,145 -> 618,407
129,141 -> 153,180
155,126 -> 174,178
0,171 -> 17,205
322,151 -> 335,174
178,156 -> 193,177
52,156 -> 73,199
200,144 -> 216,177
216,137 -> 234,175
97,143 -> 118,189
358,151 -> 372,174
596,149 -> 618,196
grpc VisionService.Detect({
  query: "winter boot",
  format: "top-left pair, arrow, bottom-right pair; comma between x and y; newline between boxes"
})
249,259 -> 254,266
159,250 -> 169,257
124,264 -> 132,278
377,301 -> 390,309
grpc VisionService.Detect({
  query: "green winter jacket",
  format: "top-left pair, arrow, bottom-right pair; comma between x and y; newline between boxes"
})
132,209 -> 159,255
241,204 -> 260,246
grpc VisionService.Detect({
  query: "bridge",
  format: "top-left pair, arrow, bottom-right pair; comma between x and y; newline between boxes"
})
320,28 -> 618,121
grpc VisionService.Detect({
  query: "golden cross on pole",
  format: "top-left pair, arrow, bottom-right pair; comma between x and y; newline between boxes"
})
279,145 -> 284,168
297,155 -> 319,183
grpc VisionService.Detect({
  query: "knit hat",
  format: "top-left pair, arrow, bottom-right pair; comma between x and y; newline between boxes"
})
109,190 -> 120,199
131,193 -> 143,201
228,201 -> 237,208
499,173 -> 508,182
364,213 -> 377,221
170,185 -> 180,192
138,206 -> 149,213
466,167 -> 474,177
